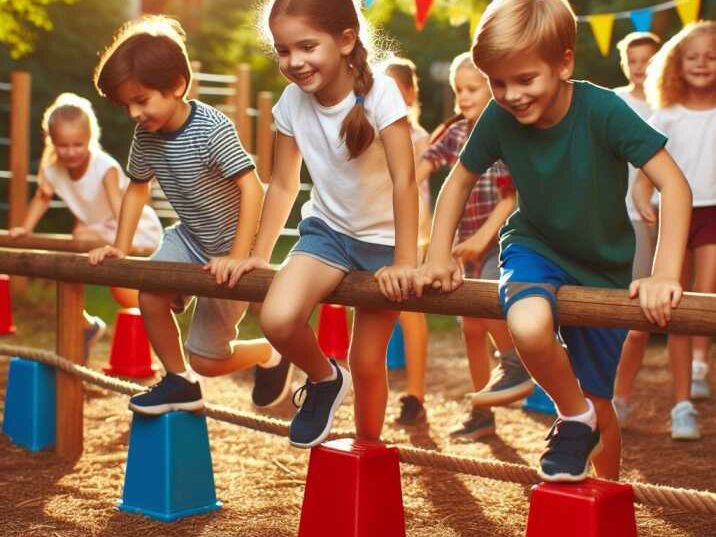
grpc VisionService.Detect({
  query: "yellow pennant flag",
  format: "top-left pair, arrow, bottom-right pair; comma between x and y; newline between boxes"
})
676,0 -> 701,25
589,13 -> 615,57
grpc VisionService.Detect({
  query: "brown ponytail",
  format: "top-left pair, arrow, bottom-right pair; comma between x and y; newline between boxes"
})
340,39 -> 375,159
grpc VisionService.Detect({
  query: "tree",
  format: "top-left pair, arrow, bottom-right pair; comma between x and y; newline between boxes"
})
0,0 -> 75,59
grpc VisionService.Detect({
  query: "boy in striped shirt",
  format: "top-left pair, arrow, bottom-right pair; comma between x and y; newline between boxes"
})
89,16 -> 291,414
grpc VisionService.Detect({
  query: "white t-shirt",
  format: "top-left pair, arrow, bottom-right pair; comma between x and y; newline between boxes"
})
649,105 -> 716,207
614,87 -> 657,220
42,149 -> 162,247
273,73 -> 408,245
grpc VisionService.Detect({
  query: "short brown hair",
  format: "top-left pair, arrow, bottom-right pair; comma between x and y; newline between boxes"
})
94,16 -> 192,103
473,0 -> 576,71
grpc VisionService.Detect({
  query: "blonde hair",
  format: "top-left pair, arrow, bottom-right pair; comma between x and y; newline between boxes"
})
382,56 -> 421,128
40,93 -> 101,169
645,21 -> 716,109
472,0 -> 576,70
448,52 -> 476,92
616,31 -> 661,65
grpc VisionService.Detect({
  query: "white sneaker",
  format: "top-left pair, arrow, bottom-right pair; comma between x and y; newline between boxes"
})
691,362 -> 710,400
613,397 -> 630,428
671,401 -> 700,440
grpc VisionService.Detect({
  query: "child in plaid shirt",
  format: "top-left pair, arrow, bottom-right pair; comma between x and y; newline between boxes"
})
416,53 -> 533,440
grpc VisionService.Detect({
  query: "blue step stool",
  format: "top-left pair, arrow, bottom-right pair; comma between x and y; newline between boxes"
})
386,323 -> 406,370
522,384 -> 557,416
2,357 -> 56,451
118,411 -> 221,521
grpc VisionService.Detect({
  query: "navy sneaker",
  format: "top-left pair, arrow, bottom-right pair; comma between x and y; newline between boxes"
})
449,408 -> 496,440
83,316 -> 107,362
395,394 -> 426,425
289,359 -> 352,448
471,351 -> 534,407
252,356 -> 293,408
539,419 -> 601,482
128,373 -> 204,415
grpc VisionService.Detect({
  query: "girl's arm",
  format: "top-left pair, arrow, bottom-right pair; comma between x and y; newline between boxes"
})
88,180 -> 150,264
631,148 -> 692,327
101,167 -> 124,220
10,177 -> 54,236
415,162 -> 479,296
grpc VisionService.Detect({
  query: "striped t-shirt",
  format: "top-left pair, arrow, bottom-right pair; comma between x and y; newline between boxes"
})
127,100 -> 255,257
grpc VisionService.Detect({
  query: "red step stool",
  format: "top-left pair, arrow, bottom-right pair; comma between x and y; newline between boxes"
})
0,275 -> 16,335
317,304 -> 350,362
299,438 -> 405,537
526,478 -> 637,537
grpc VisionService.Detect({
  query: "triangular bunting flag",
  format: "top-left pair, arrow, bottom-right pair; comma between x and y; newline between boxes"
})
589,13 -> 615,57
676,0 -> 701,25
364,0 -> 375,7
629,8 -> 653,32
415,0 -> 434,31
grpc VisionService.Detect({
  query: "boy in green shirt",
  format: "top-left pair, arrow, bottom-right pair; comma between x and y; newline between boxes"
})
415,0 -> 692,482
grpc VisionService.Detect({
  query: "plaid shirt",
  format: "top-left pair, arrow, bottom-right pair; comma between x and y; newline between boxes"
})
422,119 -> 513,242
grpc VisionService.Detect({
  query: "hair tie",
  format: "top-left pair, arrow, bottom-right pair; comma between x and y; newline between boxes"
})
355,95 -> 365,105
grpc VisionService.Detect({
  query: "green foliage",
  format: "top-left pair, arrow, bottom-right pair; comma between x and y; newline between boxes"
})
0,0 -> 75,59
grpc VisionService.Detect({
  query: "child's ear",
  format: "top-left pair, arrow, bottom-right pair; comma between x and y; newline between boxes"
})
558,49 -> 576,81
172,77 -> 189,99
339,28 -> 358,57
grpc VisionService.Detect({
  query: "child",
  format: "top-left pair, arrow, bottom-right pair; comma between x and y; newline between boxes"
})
9,92 -> 162,358
416,0 -> 691,481
414,52 -> 531,439
611,32 -> 662,427
228,0 -> 418,448
632,21 -> 715,439
89,16 -> 290,414
383,57 -> 430,425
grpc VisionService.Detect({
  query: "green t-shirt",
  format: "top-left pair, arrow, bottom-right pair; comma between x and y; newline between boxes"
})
460,81 -> 667,288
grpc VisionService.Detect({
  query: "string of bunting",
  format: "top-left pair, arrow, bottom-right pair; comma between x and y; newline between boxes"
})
364,0 -> 703,56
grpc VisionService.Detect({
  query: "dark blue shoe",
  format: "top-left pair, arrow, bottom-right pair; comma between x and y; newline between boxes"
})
128,373 -> 203,415
289,359 -> 352,448
538,419 -> 601,482
252,356 -> 293,408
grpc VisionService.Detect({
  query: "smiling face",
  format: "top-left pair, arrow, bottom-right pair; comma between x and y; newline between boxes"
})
50,118 -> 92,175
481,48 -> 574,129
115,78 -> 188,133
270,14 -> 356,106
680,33 -> 716,94
622,43 -> 659,87
453,66 -> 492,122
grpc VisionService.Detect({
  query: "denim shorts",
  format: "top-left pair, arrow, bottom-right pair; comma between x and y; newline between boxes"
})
290,217 -> 394,272
498,243 -> 627,399
151,226 -> 247,359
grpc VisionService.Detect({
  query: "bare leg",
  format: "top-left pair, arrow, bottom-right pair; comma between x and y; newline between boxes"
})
399,311 -> 428,400
191,339 -> 274,377
613,330 -> 650,401
587,394 -> 620,479
692,245 -> 716,366
72,224 -> 105,242
462,317 -> 491,390
668,254 -> 694,403
138,290 -> 186,373
483,319 -> 514,355
351,307 -> 400,441
260,256 -> 345,382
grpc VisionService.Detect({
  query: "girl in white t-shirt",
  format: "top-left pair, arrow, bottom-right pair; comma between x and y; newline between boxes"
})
229,0 -> 418,448
10,94 -> 162,353
631,22 -> 716,439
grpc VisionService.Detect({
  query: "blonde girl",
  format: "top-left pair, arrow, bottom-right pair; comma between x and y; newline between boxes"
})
631,21 -> 716,439
228,0 -> 418,447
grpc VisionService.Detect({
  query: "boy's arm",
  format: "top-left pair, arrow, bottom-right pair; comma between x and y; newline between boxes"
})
632,171 -> 657,224
227,169 -> 263,259
632,148 -> 692,326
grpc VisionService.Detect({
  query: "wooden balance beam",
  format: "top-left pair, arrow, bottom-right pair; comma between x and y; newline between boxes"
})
0,231 -> 155,257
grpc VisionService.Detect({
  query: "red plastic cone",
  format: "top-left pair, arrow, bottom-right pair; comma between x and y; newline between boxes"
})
103,308 -> 156,378
526,478 -> 637,537
0,275 -> 16,335
298,439 -> 406,537
317,304 -> 349,361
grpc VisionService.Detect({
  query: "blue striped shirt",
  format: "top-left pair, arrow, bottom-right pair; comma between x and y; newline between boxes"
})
127,100 -> 255,257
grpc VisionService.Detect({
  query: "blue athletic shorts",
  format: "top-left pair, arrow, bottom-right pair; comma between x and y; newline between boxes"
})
290,216 -> 394,273
498,243 -> 627,399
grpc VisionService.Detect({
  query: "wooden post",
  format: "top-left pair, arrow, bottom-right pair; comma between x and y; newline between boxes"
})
8,71 -> 31,295
233,63 -> 253,152
256,91 -> 274,182
56,282 -> 84,459
188,60 -> 202,100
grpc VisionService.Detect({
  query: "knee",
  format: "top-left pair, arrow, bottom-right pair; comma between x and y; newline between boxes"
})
260,303 -> 302,343
189,355 -> 220,377
507,306 -> 554,354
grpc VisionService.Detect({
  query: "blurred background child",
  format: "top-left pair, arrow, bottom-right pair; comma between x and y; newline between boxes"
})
611,32 -> 662,426
10,92 -> 162,359
384,56 -> 431,425
415,52 -> 531,440
630,21 -> 715,439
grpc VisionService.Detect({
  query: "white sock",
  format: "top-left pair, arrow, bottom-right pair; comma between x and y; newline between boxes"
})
176,367 -> 199,383
259,348 -> 282,369
692,360 -> 709,380
558,398 -> 597,431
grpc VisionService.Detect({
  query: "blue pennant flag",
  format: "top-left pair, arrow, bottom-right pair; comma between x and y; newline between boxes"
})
364,0 -> 375,7
630,8 -> 653,32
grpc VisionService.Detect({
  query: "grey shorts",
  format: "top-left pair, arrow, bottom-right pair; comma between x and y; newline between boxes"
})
463,246 -> 500,280
631,220 -> 657,280
150,226 -> 247,359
